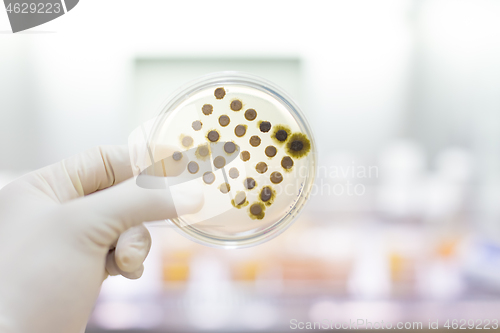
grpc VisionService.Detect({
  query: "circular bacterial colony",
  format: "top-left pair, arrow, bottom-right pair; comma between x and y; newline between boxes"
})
148,74 -> 315,248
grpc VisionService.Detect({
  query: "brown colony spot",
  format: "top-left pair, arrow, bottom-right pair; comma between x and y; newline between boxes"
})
230,99 -> 243,111
203,171 -> 215,184
259,186 -> 276,206
195,144 -> 210,161
187,161 -> 199,174
260,186 -> 272,202
234,191 -> 246,205
281,156 -> 294,170
265,145 -> 277,157
197,145 -> 210,157
250,203 -> 262,215
244,177 -> 256,190
224,142 -> 236,154
172,151 -> 183,161
255,162 -> 268,174
182,136 -> 194,147
192,120 -> 202,131
214,87 -> 226,99
285,132 -> 311,159
202,104 -> 213,115
244,109 -> 257,121
234,125 -> 247,137
219,183 -> 230,194
270,171 -> 283,184
232,191 -> 248,208
249,135 -> 261,147
240,151 -> 250,161
249,202 -> 265,219
213,156 -> 226,169
207,130 -> 220,142
229,167 -> 239,179
259,121 -> 272,133
219,115 -> 230,127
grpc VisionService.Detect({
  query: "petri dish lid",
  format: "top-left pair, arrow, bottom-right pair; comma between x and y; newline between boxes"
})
134,72 -> 316,248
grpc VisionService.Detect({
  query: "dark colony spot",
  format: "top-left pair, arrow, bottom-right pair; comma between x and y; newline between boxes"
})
286,132 -> 312,159
290,140 -> 304,151
259,121 -> 271,133
271,125 -> 292,145
276,129 -> 288,142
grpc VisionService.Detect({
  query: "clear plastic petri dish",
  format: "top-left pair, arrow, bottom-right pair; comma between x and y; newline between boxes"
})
138,72 -> 316,248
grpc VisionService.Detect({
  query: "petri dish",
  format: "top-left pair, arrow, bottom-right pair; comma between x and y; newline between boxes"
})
139,72 -> 316,248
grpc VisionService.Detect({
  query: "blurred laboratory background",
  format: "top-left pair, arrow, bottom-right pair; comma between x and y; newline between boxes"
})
1,0 -> 500,331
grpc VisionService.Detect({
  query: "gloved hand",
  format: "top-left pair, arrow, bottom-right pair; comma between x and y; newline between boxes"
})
0,146 -> 203,333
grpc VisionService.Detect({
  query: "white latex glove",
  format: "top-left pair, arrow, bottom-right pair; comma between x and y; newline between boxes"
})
0,146 -> 203,333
